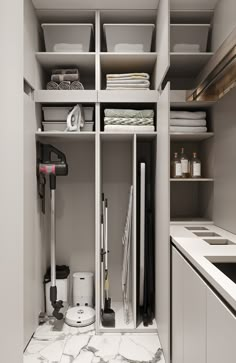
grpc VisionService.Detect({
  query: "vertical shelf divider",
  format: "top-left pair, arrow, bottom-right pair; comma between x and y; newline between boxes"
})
95,105 -> 101,333
132,134 -> 137,328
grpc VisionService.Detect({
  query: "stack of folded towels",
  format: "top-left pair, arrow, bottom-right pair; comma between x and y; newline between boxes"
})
170,111 -> 207,133
106,73 -> 150,90
104,109 -> 155,132
46,68 -> 84,90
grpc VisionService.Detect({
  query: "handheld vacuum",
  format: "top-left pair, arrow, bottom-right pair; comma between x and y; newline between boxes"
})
37,143 -> 68,320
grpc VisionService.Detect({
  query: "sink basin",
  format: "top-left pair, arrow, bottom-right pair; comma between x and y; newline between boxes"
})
203,238 -> 235,245
213,262 -> 236,284
194,231 -> 221,237
186,226 -> 208,231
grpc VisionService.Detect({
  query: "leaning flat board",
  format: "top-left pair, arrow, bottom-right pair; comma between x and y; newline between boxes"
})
139,162 -> 146,306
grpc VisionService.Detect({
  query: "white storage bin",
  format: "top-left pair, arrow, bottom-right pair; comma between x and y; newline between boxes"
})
43,122 -> 66,132
43,107 -> 71,121
82,122 -> 94,132
170,25 -> 210,52
42,24 -> 93,52
103,24 -> 155,52
83,107 -> 94,121
45,278 -> 69,316
73,272 -> 94,307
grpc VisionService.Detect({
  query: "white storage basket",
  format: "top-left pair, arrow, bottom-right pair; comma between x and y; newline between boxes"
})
42,24 -> 93,52
170,25 -> 210,52
43,107 -> 71,121
83,107 -> 94,121
103,24 -> 155,52
42,122 -> 66,132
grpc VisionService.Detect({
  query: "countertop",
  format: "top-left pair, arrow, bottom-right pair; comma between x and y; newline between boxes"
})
170,224 -> 236,311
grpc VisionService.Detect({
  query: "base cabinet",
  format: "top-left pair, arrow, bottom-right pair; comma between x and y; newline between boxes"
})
172,245 -> 236,363
172,247 -> 206,363
207,289 -> 236,363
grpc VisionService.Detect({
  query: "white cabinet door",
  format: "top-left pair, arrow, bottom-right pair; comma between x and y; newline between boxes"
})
172,248 -> 184,363
183,260 -> 207,363
155,0 -> 170,89
156,83 -> 170,363
207,289 -> 236,363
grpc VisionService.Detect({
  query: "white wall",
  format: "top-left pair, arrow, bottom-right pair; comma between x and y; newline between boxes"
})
0,1 -> 23,362
211,0 -> 236,52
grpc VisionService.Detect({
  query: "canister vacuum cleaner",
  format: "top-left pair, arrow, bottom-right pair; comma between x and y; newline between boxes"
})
37,142 -> 95,326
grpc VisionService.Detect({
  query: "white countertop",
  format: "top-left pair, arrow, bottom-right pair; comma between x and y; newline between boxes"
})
170,224 -> 236,311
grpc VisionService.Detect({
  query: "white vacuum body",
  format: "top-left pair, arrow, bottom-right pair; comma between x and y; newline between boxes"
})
65,306 -> 95,327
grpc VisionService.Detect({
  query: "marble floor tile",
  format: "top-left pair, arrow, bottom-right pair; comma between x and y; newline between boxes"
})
24,321 -> 164,363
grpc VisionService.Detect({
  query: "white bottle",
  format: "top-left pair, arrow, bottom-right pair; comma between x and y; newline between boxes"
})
171,152 -> 182,178
180,147 -> 189,178
190,152 -> 201,178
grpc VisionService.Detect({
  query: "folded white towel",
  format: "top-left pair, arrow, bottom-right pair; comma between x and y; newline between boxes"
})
107,79 -> 150,85
170,119 -> 206,126
106,85 -> 149,90
106,73 -> 150,80
53,43 -> 83,52
170,111 -> 206,120
114,43 -> 144,52
105,109 -> 154,118
104,125 -> 155,132
173,43 -> 201,52
170,126 -> 207,133
104,117 -> 154,125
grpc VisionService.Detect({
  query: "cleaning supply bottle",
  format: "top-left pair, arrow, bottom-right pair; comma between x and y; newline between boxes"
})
171,152 -> 182,178
190,152 -> 201,178
180,147 -> 189,178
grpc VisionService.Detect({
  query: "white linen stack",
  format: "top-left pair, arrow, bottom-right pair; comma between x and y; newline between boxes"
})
106,73 -> 150,90
170,111 -> 207,133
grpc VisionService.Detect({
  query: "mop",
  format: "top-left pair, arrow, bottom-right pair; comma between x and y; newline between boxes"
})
101,197 -> 115,327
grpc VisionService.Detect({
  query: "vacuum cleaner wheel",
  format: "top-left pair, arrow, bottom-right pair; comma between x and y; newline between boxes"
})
65,306 -> 95,327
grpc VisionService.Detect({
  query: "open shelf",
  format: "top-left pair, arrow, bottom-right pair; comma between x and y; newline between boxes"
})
34,90 -> 97,103
170,218 -> 214,225
169,53 -> 213,78
170,133 -> 214,141
170,101 -> 216,109
170,178 -> 214,182
100,53 -> 157,91
170,10 -> 214,24
35,131 -> 96,141
36,52 -> 96,69
98,90 -> 159,103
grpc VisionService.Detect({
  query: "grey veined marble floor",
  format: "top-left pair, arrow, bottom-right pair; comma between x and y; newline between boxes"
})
24,320 -> 165,363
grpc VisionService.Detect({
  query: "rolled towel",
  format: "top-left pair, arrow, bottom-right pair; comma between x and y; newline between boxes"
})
170,126 -> 207,133
104,117 -> 154,126
170,111 -> 206,120
52,68 -> 79,76
46,81 -> 59,90
170,119 -> 206,127
51,73 -> 79,82
59,81 -> 71,90
104,109 -> 154,118
70,81 -> 84,90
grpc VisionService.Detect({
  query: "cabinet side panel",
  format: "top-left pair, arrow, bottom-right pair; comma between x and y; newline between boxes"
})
213,87 -> 236,233
156,83 -> 170,363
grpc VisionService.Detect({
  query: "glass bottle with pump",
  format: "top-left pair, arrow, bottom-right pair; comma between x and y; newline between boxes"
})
180,147 -> 189,178
171,152 -> 182,178
190,152 -> 201,178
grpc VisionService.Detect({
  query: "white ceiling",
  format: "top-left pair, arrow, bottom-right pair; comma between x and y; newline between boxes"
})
170,0 -> 219,10
32,0 -> 160,10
